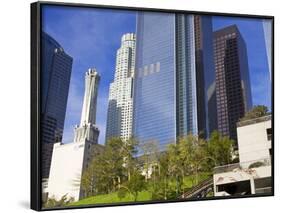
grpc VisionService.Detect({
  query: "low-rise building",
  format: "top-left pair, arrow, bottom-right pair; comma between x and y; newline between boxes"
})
213,115 -> 272,196
47,141 -> 103,201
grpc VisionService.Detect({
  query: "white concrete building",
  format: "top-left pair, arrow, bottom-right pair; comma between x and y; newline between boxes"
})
213,115 -> 272,196
47,141 -> 102,201
106,33 -> 135,142
47,69 -> 102,201
237,115 -> 272,164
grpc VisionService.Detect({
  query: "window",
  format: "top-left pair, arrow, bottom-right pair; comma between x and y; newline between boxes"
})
144,66 -> 148,76
156,62 -> 160,72
138,68 -> 142,78
150,63 -> 154,74
266,128 -> 272,141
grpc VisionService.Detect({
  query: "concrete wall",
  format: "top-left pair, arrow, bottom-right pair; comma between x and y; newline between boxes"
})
214,165 -> 272,187
213,165 -> 271,196
237,119 -> 271,163
47,141 -> 85,201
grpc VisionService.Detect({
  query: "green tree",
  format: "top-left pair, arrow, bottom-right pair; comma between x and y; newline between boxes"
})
80,149 -> 110,196
207,131 -> 234,167
121,137 -> 139,181
100,137 -> 126,192
118,168 -> 147,201
79,145 -> 106,197
139,140 -> 160,182
127,171 -> 146,201
240,105 -> 269,121
167,143 -> 182,195
178,134 -> 207,186
43,194 -> 74,208
80,155 -> 113,196
80,164 -> 95,197
150,178 -> 175,200
80,137 -> 125,195
166,134 -> 212,195
150,152 -> 174,200
81,137 -> 140,197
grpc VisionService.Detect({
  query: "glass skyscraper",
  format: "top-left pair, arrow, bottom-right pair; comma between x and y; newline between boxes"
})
133,12 -> 217,151
213,25 -> 252,143
262,20 -> 272,81
41,32 -> 73,179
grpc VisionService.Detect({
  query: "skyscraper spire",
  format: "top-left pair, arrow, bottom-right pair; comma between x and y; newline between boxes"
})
74,68 -> 100,144
80,68 -> 100,126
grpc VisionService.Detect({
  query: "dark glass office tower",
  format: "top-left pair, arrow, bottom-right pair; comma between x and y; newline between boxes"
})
41,32 -> 73,179
213,25 -> 252,142
133,12 -> 217,151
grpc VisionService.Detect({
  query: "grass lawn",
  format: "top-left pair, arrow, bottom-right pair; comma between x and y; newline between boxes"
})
69,190 -> 151,206
69,172 -> 211,206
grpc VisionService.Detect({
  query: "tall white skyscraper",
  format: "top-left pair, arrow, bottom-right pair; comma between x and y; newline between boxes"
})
106,33 -> 136,142
74,68 -> 100,144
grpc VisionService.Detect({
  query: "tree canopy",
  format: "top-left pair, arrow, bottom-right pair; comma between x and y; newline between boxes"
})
240,105 -> 270,122
79,132 -> 234,201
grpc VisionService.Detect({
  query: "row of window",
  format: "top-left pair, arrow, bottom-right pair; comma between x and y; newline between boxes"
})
137,62 -> 161,78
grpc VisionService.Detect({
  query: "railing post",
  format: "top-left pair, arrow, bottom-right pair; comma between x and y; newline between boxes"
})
250,177 -> 256,194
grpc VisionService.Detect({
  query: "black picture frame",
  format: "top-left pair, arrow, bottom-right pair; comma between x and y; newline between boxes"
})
31,1 -> 274,211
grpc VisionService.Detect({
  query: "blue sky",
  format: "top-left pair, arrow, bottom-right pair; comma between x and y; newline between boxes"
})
42,5 -> 136,144
42,6 -> 271,144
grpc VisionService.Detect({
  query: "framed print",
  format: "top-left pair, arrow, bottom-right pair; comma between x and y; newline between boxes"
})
31,1 -> 274,211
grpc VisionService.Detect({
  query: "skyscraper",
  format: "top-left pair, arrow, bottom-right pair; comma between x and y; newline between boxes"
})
133,12 -> 217,151
41,32 -> 73,179
263,20 -> 272,81
213,25 -> 252,142
105,33 -> 136,142
74,68 -> 100,144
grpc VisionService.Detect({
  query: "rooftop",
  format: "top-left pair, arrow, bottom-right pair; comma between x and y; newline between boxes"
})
237,114 -> 271,127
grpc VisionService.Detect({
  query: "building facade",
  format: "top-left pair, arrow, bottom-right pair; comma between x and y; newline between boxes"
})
48,69 -> 101,201
41,32 -> 73,180
262,20 -> 272,81
213,25 -> 252,142
213,115 -> 272,196
106,33 -> 135,142
133,12 -> 217,151
237,115 -> 272,164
